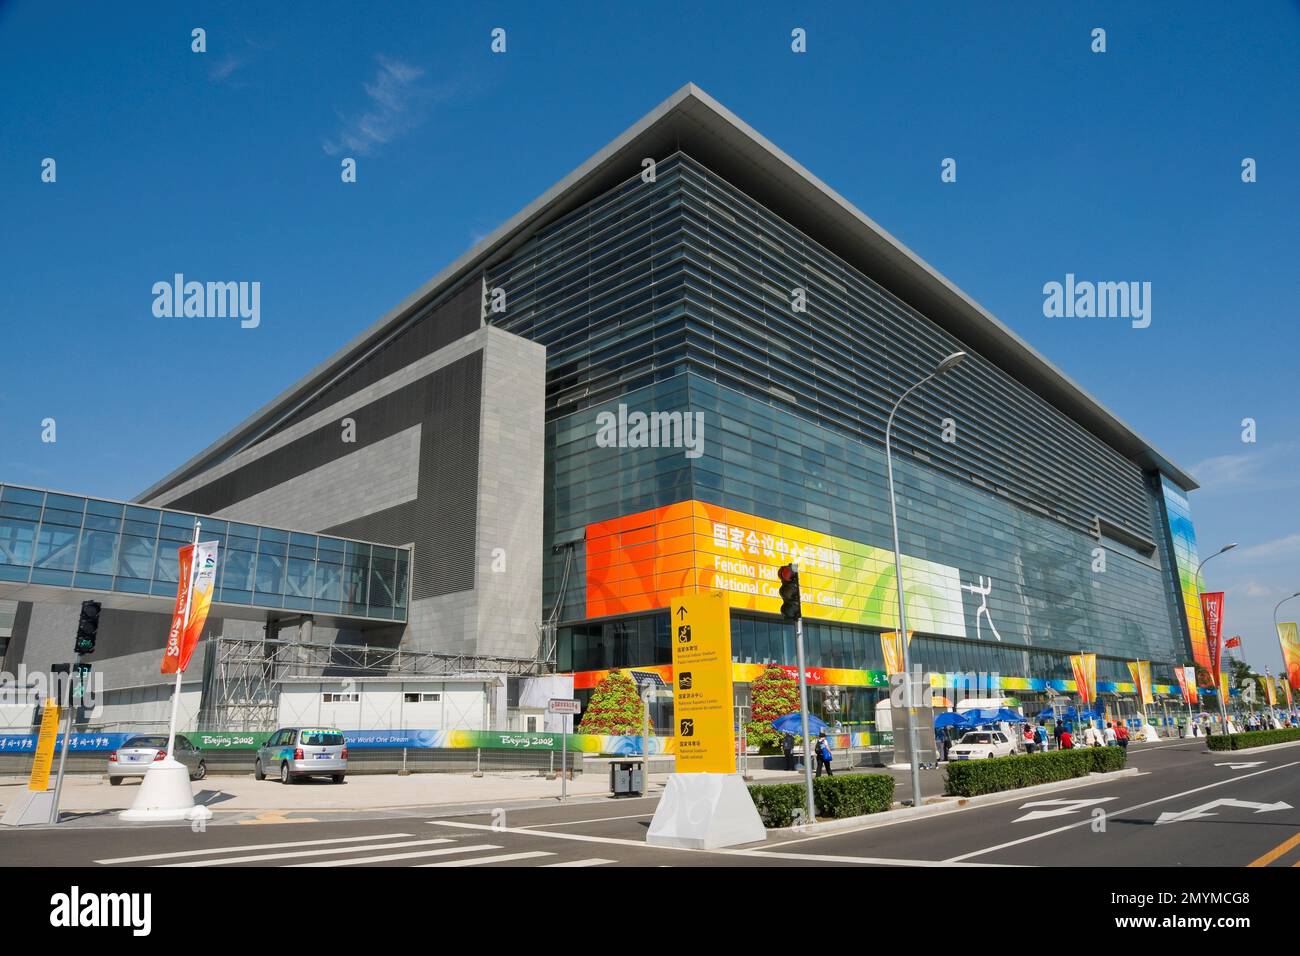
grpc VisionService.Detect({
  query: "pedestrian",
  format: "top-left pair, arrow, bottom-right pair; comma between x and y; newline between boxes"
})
1053,720 -> 1064,749
1104,722 -> 1118,746
1022,723 -> 1036,753
1060,726 -> 1074,749
781,731 -> 795,772
1116,721 -> 1130,750
815,730 -> 834,777
1035,723 -> 1048,752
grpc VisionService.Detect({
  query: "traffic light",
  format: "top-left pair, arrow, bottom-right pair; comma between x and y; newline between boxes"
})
778,564 -> 801,621
74,600 -> 101,655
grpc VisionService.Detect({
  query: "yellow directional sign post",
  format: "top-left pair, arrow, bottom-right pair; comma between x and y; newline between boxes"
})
669,590 -> 734,773
29,702 -> 61,792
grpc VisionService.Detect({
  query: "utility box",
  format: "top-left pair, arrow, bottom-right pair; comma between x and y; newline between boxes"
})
610,760 -> 645,796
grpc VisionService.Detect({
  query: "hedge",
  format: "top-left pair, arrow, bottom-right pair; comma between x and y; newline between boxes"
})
748,773 -> 896,828
944,746 -> 1127,797
1206,728 -> 1300,751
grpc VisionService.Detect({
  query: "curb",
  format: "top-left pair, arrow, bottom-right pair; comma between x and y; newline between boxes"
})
767,767 -> 1140,836
1201,737 -> 1300,757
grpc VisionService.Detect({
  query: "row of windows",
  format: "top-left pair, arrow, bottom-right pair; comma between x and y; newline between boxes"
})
490,154 -> 1160,545
554,611 -> 1185,683
0,484 -> 410,621
542,375 -> 1184,665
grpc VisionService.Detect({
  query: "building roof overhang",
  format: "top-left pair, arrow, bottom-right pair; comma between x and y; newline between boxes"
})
140,83 -> 1196,500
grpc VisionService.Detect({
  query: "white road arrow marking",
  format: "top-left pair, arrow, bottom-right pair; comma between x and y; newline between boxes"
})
1014,798 -> 1117,822
1214,761 -> 1266,770
1155,798 -> 1292,826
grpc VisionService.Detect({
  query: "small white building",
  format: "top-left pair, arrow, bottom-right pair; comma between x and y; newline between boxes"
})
276,675 -> 505,731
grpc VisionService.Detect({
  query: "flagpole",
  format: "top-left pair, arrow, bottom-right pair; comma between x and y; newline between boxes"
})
166,520 -> 200,759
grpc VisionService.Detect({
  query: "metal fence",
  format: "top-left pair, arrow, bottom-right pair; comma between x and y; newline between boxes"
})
0,745 -> 583,779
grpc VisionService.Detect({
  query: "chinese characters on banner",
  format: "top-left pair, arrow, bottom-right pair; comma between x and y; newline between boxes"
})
1200,591 -> 1225,692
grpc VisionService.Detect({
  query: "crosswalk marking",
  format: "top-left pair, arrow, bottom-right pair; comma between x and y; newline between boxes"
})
418,851 -> 553,867
161,838 -> 454,867
96,833 -> 415,865
542,858 -> 617,867
289,844 -> 503,867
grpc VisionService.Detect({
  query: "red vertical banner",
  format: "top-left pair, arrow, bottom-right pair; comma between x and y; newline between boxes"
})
1175,665 -> 1198,706
161,541 -> 219,674
1200,591 -> 1224,691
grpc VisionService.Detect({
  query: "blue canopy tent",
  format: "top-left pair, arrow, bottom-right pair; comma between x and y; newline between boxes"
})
934,712 -> 969,730
961,707 -> 1024,725
771,713 -> 830,736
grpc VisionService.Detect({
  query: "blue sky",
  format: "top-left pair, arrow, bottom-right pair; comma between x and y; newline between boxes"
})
1,1 -> 1297,674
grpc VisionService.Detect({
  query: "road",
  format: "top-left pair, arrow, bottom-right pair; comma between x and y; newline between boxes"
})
2,738 -> 1297,868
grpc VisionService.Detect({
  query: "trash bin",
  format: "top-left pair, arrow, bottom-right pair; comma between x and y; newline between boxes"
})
610,759 -> 645,796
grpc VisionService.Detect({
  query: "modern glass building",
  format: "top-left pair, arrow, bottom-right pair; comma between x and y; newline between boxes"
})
1,85 -> 1206,734
479,86 -> 1205,728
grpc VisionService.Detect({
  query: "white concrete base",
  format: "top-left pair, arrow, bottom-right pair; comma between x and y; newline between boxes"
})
645,772 -> 766,849
1,789 -> 56,827
1142,725 -> 1161,741
119,759 -> 212,823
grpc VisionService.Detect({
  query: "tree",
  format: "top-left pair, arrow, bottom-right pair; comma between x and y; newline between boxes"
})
576,672 -> 643,735
746,664 -> 801,751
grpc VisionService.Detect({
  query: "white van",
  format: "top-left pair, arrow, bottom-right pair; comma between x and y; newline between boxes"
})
955,698 -> 1025,752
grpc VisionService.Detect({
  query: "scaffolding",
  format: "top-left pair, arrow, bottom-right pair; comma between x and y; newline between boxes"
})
198,635 -> 548,731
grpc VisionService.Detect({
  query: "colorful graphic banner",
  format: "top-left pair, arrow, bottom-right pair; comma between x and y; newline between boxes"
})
1159,479 -> 1210,671
1265,675 -> 1277,707
1175,665 -> 1198,706
1277,622 -> 1300,692
0,731 -> 135,755
162,540 -> 219,674
1127,660 -> 1153,707
880,631 -> 911,675
572,662 -> 891,692
1070,653 -> 1097,705
669,590 -> 735,773
1201,591 -> 1225,688
586,500 -> 967,636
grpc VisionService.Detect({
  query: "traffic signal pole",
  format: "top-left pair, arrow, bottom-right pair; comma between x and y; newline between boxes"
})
779,561 -> 816,825
47,654 -> 80,825
793,611 -> 816,826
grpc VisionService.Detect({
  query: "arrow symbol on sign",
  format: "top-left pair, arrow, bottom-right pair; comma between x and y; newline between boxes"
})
1014,798 -> 1117,822
1155,798 -> 1292,826
1214,761 -> 1265,770
676,606 -> 688,619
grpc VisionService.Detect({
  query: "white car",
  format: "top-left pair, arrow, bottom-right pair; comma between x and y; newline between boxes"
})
948,730 -> 1016,760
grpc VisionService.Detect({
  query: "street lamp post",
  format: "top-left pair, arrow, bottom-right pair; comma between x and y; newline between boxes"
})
1194,543 -> 1236,729
885,350 -> 966,809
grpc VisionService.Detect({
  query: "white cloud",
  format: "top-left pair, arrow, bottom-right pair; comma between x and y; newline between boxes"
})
1242,581 -> 1272,598
209,55 -> 244,82
1231,534 -> 1300,564
1190,441 -> 1300,494
323,56 -> 452,156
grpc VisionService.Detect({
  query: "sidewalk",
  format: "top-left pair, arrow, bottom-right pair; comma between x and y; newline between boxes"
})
0,770 -> 645,817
